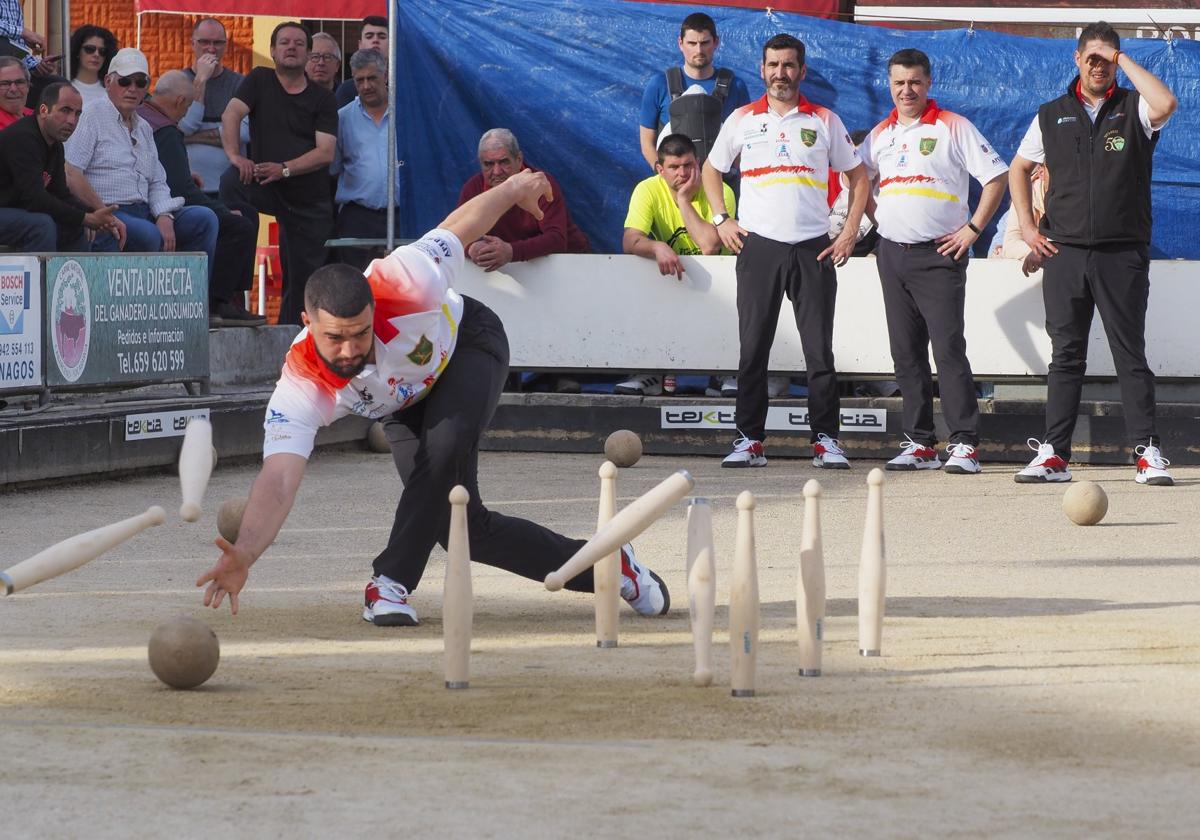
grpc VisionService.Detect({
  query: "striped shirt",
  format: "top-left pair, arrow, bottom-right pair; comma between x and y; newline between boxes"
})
0,0 -> 25,43
63,94 -> 183,218
708,93 -> 860,244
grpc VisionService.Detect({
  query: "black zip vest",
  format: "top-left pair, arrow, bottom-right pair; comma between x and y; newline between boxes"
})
1037,79 -> 1158,246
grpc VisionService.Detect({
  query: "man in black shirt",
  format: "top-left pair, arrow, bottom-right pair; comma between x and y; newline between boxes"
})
219,21 -> 337,326
0,81 -> 120,250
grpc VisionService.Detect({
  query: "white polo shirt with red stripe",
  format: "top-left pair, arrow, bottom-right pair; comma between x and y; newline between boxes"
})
708,93 -> 860,244
860,99 -> 1008,245
262,230 -> 465,459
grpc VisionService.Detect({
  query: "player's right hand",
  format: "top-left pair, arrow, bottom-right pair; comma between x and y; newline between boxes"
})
507,170 -> 553,220
197,537 -> 253,615
1020,225 -> 1058,259
716,218 -> 747,255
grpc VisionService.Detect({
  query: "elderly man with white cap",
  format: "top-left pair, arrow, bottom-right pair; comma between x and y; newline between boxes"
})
64,47 -> 217,260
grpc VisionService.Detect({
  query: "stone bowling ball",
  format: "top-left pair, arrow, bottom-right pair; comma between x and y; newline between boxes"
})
148,615 -> 220,689
604,429 -> 643,468
1062,480 -> 1108,526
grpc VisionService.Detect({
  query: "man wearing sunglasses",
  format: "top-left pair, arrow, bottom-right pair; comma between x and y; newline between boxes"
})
64,48 -> 218,268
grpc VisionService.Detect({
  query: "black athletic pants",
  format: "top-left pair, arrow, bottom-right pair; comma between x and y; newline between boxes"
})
373,297 -> 591,593
219,168 -> 332,326
1041,242 -> 1157,461
877,238 -> 979,447
734,232 -> 839,443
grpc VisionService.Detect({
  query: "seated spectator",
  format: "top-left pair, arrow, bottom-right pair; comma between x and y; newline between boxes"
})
335,17 -> 387,108
305,32 -> 341,93
0,81 -> 121,251
0,2 -> 61,109
991,164 -> 1047,261
63,48 -> 217,267
331,49 -> 398,270
0,55 -> 32,129
618,132 -> 742,397
179,18 -> 249,202
139,70 -> 263,326
68,24 -> 117,110
457,128 -> 589,272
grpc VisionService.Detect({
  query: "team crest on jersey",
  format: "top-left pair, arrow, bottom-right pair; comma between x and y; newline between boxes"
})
407,334 -> 434,365
919,137 -> 937,156
800,128 -> 817,147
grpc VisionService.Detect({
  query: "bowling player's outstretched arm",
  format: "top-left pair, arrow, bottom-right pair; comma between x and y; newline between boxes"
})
196,453 -> 308,615
437,169 -> 554,246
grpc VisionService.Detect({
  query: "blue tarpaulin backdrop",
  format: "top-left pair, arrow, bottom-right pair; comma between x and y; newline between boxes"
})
394,0 -> 1200,258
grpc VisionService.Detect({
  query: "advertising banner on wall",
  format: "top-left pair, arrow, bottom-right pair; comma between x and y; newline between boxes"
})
44,254 -> 209,388
0,256 -> 42,392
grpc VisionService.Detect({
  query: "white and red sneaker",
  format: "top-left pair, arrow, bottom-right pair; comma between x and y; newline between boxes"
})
1134,442 -> 1174,486
363,575 -> 419,626
722,435 -> 766,468
885,436 -> 941,471
813,433 -> 850,469
944,442 -> 982,475
619,543 -> 669,616
1014,438 -> 1071,483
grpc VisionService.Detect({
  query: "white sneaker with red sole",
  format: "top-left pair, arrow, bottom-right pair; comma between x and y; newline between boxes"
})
1014,438 -> 1071,483
1134,442 -> 1174,486
885,436 -> 941,471
619,543 -> 669,616
944,442 -> 982,475
722,435 -> 767,468
813,433 -> 850,469
363,575 -> 419,626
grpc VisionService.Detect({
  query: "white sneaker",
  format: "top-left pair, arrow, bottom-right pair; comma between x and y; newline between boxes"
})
767,375 -> 790,398
944,442 -> 981,475
813,433 -> 850,469
885,435 -> 941,471
1014,438 -> 1071,483
363,575 -> 419,626
720,377 -> 738,398
615,374 -> 662,396
722,435 -> 767,468
620,544 -> 669,616
1134,442 -> 1174,486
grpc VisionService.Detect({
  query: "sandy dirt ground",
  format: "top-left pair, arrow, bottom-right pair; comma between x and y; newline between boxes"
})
2,449 -> 1198,838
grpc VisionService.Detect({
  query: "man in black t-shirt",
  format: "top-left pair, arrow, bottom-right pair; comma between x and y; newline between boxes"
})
219,20 -> 337,326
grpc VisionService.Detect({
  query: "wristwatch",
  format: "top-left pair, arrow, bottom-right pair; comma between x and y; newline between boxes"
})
712,213 -> 730,227
158,212 -> 174,221
281,163 -> 291,179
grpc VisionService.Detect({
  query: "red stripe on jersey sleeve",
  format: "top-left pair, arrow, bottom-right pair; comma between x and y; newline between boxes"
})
284,334 -> 349,398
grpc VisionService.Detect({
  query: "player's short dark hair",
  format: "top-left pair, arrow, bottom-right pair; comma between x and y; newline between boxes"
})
888,48 -> 931,77
762,33 -> 805,66
305,264 -> 375,317
39,81 -> 76,109
363,15 -> 388,29
680,13 -> 717,40
270,21 -> 312,49
1078,21 -> 1120,51
657,133 -> 697,162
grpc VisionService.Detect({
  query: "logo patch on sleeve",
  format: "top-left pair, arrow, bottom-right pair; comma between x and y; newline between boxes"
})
407,334 -> 434,366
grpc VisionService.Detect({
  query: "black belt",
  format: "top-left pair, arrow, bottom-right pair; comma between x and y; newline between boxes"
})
894,240 -> 940,250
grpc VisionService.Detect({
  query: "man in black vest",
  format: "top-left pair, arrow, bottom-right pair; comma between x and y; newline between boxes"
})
1009,21 -> 1177,486
637,12 -> 750,171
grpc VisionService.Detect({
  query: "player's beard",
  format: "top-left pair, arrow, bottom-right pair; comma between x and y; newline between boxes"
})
318,349 -> 369,378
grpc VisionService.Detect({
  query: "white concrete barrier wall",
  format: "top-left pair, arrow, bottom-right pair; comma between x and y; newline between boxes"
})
454,255 -> 1200,378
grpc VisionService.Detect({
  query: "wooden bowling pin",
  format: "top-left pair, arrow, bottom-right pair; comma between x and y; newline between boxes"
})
729,491 -> 759,697
686,498 -> 715,687
178,418 -> 213,522
443,485 -> 473,689
594,461 -> 620,649
545,470 -> 694,591
797,479 -> 825,676
858,468 -> 886,656
2,506 -> 166,595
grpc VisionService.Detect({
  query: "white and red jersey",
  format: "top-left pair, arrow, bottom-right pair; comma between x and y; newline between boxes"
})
708,93 -> 860,244
860,100 -> 1008,244
262,229 -> 466,458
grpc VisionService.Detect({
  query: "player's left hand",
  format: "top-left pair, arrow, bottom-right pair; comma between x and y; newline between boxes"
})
936,224 -> 978,260
818,229 -> 857,267
470,235 -> 513,272
197,537 -> 253,615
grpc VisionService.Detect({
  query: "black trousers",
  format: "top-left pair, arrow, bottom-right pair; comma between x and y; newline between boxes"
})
219,168 -> 332,325
373,297 -> 591,593
734,232 -> 839,443
1042,242 -> 1157,460
209,210 -> 258,304
334,201 -> 394,271
877,238 -> 979,446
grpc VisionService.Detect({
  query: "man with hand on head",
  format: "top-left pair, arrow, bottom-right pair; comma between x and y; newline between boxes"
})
858,48 -> 1007,476
195,170 -> 671,625
702,33 -> 868,469
0,81 -> 120,251
1009,21 -> 1177,487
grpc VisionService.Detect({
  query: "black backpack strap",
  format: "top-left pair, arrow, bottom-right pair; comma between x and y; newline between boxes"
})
666,66 -> 684,100
712,68 -> 733,104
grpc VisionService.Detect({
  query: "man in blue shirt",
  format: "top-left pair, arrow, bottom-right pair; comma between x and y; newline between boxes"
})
637,12 -> 750,171
331,49 -> 397,269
